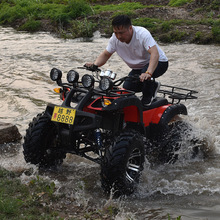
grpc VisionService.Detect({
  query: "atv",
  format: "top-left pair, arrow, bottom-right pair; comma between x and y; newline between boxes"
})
23,66 -> 198,196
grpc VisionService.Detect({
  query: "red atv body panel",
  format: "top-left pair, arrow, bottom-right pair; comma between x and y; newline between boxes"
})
123,104 -> 170,127
83,96 -> 172,128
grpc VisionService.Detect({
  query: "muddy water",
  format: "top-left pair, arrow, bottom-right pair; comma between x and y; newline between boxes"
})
0,26 -> 220,219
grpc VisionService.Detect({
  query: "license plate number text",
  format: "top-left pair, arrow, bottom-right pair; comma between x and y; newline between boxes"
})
51,106 -> 76,125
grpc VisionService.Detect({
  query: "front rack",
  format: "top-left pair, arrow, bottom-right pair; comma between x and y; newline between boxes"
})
158,84 -> 198,104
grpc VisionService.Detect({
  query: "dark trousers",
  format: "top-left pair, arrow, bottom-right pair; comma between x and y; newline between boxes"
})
123,61 -> 168,102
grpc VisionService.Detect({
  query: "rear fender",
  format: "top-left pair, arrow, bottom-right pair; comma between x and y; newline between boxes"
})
147,103 -> 187,138
158,103 -> 187,127
143,105 -> 170,127
143,104 -> 187,127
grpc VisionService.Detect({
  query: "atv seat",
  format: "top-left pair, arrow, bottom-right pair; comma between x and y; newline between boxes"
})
143,97 -> 168,110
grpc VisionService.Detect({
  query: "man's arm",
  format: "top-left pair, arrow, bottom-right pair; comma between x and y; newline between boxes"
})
85,49 -> 112,69
140,45 -> 159,82
94,49 -> 112,67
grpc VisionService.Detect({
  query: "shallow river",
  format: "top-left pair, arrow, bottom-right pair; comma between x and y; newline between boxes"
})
0,26 -> 220,219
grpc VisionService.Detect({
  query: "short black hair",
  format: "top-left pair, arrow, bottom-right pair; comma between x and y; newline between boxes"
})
112,15 -> 131,28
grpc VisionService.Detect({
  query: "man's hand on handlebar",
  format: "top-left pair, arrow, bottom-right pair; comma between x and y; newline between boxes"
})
84,63 -> 99,72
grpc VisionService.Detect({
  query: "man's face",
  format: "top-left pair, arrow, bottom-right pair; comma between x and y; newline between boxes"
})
113,25 -> 133,44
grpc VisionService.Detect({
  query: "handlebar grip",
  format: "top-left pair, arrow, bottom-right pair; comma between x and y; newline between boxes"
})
83,64 -> 100,72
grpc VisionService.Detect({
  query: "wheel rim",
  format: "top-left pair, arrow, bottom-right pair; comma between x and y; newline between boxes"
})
125,148 -> 142,183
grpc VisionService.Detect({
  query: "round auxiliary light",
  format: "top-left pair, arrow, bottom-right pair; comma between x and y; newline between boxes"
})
82,74 -> 95,88
67,70 -> 79,83
99,77 -> 113,91
50,68 -> 62,81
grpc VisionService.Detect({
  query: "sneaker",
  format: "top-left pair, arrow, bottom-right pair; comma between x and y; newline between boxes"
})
153,80 -> 161,99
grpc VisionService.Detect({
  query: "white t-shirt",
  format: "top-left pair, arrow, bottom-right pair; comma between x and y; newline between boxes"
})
106,26 -> 168,69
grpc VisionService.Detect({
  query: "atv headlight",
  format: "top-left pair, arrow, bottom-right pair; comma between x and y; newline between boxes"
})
99,77 -> 113,91
82,74 -> 94,88
67,70 -> 79,83
50,68 -> 62,81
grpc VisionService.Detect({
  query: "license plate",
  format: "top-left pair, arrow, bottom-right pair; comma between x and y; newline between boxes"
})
51,106 -> 76,125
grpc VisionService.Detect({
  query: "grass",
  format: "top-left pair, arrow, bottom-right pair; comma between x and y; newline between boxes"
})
0,0 -> 93,31
212,20 -> 220,42
93,2 -> 151,13
168,214 -> 182,220
60,18 -> 96,39
0,167 -> 124,219
168,0 -> 193,7
0,0 -> 219,43
0,166 -> 184,219
133,18 -> 194,42
0,167 -> 60,219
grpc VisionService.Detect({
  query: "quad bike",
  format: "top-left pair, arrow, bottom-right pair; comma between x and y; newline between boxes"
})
23,66 -> 198,196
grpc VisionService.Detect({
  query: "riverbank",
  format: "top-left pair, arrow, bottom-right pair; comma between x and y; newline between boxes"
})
0,166 -> 120,219
0,0 -> 219,44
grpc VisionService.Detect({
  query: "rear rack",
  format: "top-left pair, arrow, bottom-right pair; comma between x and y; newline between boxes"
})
158,85 -> 198,104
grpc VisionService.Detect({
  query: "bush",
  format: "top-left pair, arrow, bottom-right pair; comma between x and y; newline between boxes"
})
0,0 -> 93,26
18,18 -> 41,32
64,0 -> 93,20
159,29 -> 187,43
70,18 -> 95,38
212,20 -> 220,42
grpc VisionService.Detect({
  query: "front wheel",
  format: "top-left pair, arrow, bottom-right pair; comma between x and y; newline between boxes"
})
23,112 -> 66,168
101,130 -> 145,196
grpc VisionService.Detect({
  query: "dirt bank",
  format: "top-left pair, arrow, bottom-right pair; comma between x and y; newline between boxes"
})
87,0 -> 219,44
0,0 -> 219,44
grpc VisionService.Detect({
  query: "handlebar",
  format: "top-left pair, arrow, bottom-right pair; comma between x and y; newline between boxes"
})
78,64 -> 101,72
78,66 -> 153,87
51,66 -> 198,103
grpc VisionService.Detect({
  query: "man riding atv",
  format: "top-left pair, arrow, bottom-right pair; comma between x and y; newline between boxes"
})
23,16 -> 201,198
85,15 -> 169,107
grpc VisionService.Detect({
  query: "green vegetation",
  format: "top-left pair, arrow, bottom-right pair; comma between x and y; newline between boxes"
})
0,167 -> 60,219
169,0 -> 192,7
168,214 -> 182,220
0,0 -> 219,43
0,167 -> 184,219
212,20 -> 220,42
133,18 -> 195,42
61,18 -> 95,39
0,167 -> 117,219
93,2 -> 150,13
0,0 -> 93,32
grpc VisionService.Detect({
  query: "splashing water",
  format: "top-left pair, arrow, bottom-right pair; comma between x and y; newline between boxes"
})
0,26 -> 220,219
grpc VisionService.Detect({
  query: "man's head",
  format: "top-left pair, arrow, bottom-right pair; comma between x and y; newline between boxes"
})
112,15 -> 133,44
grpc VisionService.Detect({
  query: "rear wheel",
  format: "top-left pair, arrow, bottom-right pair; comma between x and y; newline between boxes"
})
159,121 -> 185,163
101,130 -> 145,196
155,120 -> 202,163
23,112 -> 66,168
